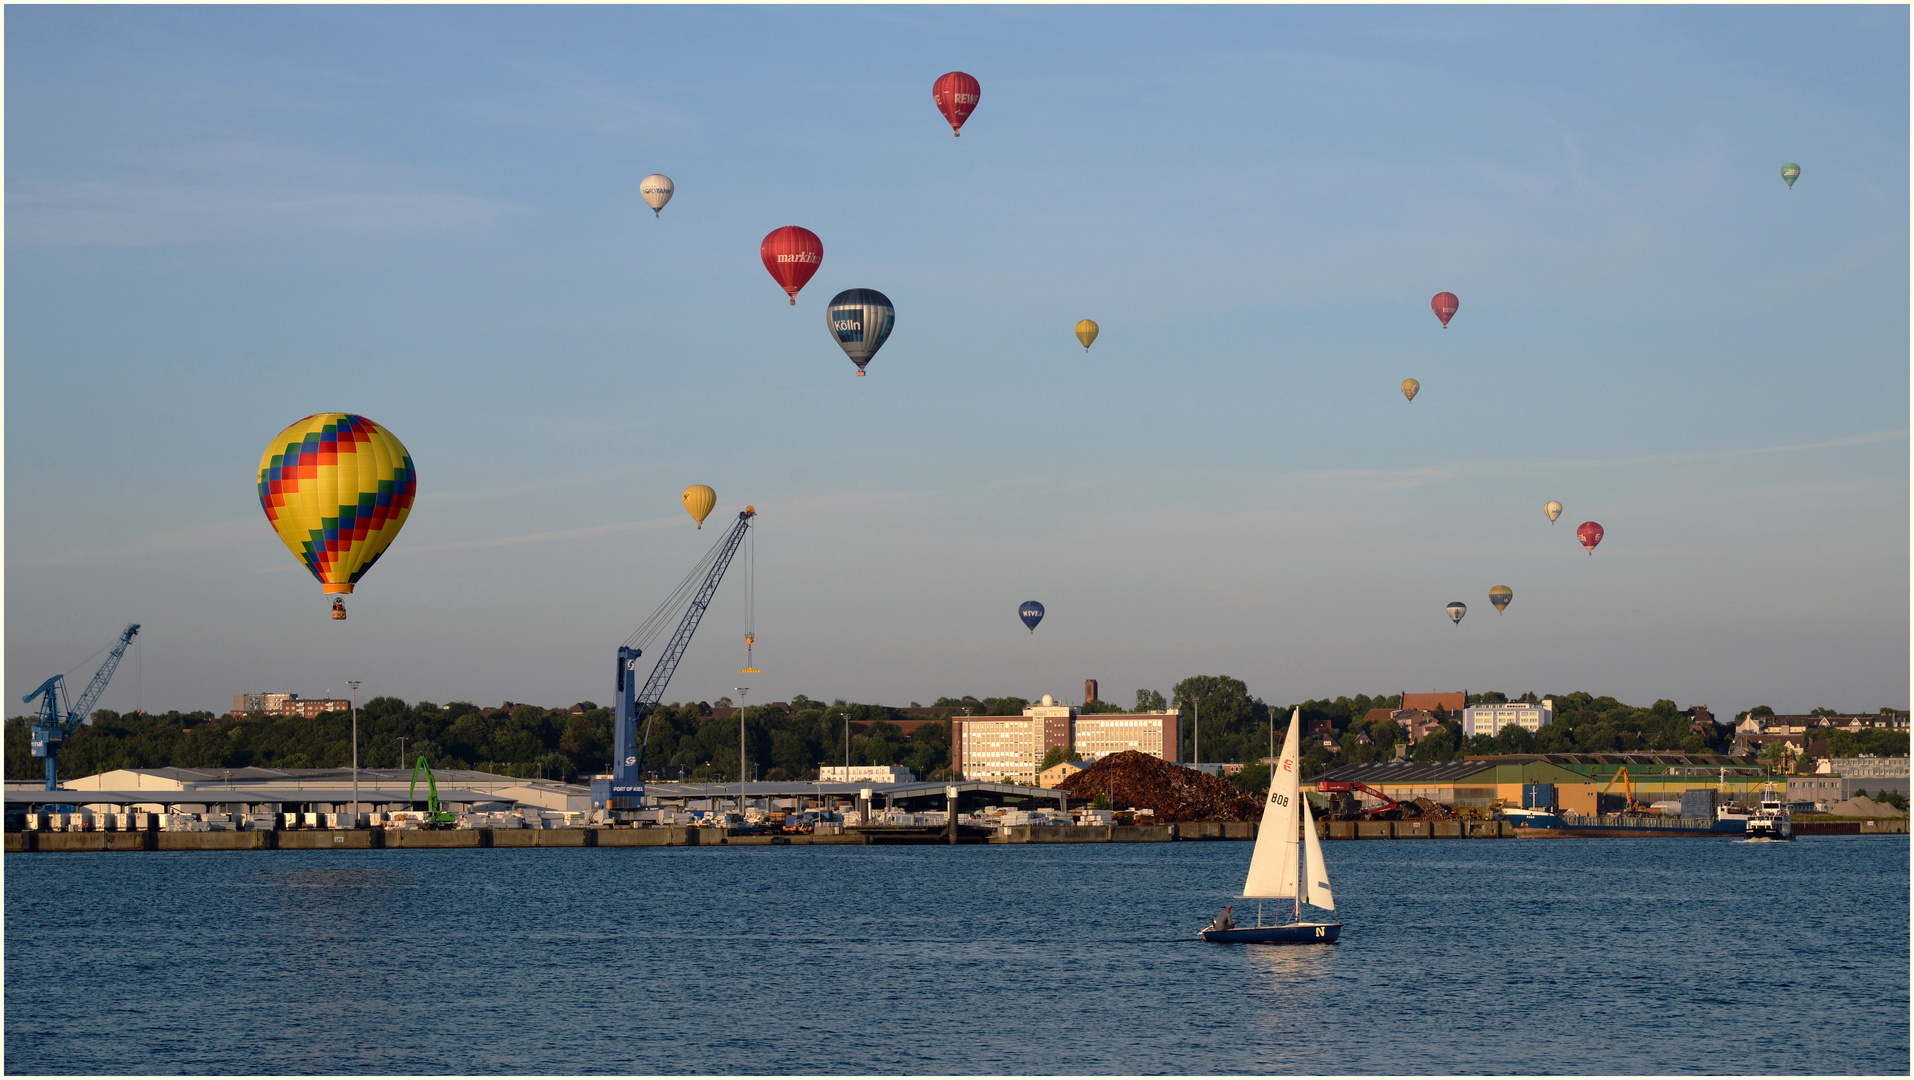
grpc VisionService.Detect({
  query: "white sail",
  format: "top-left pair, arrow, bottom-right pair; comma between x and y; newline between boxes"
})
1301,797 -> 1334,911
1242,708 -> 1302,899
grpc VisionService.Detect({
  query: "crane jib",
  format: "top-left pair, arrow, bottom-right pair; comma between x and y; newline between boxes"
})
28,623 -> 140,790
605,510 -> 754,809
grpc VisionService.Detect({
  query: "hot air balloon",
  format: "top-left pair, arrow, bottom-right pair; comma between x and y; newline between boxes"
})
932,71 -> 981,136
640,174 -> 674,217
1401,378 -> 1420,402
1576,521 -> 1604,555
1075,320 -> 1099,351
1019,601 -> 1045,633
1431,292 -> 1459,328
682,485 -> 716,528
257,413 -> 416,612
1446,602 -> 1467,626
1781,163 -> 1800,189
761,226 -> 823,305
1489,586 -> 1513,614
1544,500 -> 1562,523
826,289 -> 895,376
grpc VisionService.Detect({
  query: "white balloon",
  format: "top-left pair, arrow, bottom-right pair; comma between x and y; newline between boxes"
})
640,174 -> 674,217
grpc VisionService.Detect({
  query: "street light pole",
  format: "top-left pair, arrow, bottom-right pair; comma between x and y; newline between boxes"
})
735,687 -> 749,817
347,680 -> 362,824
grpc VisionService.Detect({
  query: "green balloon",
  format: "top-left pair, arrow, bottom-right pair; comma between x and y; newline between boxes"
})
1781,162 -> 1800,189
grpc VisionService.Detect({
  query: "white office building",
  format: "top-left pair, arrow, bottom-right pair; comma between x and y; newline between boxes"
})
1462,699 -> 1554,740
818,766 -> 915,783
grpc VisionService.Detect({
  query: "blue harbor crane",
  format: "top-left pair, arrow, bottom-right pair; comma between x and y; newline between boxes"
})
23,623 -> 140,790
597,508 -> 755,810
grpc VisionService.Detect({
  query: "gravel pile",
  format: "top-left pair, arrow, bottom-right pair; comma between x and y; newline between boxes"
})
1057,750 -> 1262,822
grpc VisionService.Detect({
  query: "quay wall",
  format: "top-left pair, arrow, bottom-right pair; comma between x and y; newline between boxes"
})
6,817 -> 1903,854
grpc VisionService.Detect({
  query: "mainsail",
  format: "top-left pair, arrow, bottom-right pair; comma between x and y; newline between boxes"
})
1241,708 -> 1302,899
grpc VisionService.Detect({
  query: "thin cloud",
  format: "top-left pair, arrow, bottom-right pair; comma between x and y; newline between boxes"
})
6,141 -> 520,249
8,519 -> 256,568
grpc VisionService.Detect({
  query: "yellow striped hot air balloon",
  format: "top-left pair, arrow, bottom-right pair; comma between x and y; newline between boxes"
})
257,414 -> 416,608
1075,320 -> 1099,351
1489,585 -> 1513,614
682,485 -> 717,528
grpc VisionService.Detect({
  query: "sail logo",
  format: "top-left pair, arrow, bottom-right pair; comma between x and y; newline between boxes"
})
777,252 -> 820,264
1314,926 -> 1326,938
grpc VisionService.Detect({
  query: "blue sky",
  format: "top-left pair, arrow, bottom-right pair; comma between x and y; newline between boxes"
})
6,5 -> 1907,720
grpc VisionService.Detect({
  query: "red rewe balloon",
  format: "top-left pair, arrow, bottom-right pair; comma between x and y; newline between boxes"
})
760,226 -> 823,305
1431,291 -> 1459,328
932,71 -> 981,136
1576,521 -> 1604,555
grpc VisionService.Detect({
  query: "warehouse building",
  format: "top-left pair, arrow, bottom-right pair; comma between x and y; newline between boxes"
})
45,765 -> 591,814
1315,753 -> 1770,814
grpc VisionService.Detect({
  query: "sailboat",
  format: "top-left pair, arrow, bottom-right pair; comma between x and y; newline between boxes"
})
1200,708 -> 1341,944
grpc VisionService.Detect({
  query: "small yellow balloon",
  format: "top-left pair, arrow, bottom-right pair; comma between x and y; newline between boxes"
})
1544,500 -> 1562,523
1074,319 -> 1099,351
1401,378 -> 1420,402
682,485 -> 716,529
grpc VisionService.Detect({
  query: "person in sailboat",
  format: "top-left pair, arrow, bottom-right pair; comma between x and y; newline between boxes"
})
1207,905 -> 1236,932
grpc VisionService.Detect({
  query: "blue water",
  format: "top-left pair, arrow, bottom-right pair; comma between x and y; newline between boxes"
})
5,836 -> 1907,1074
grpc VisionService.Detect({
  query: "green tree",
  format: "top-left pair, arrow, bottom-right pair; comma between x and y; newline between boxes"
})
1133,689 -> 1167,713
1038,745 -> 1083,771
1496,724 -> 1537,755
1413,729 -> 1455,761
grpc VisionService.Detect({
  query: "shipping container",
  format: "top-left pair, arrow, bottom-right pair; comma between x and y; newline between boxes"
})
1680,789 -> 1719,819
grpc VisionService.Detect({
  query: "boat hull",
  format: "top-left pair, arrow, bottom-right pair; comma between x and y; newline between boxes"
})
1505,812 -> 1746,839
1200,921 -> 1340,944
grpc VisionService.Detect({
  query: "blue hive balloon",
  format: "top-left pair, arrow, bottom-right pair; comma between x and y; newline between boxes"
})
1019,601 -> 1045,633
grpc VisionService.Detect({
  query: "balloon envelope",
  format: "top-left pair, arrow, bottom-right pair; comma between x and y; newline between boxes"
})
257,413 -> 416,596
826,289 -> 895,375
1577,521 -> 1604,554
1401,378 -> 1420,402
640,174 -> 674,217
1781,163 -> 1800,189
761,226 -> 823,304
1489,585 -> 1513,613
1446,602 -> 1467,625
1544,500 -> 1562,523
1075,320 -> 1099,350
1431,291 -> 1459,328
682,485 -> 716,528
1019,601 -> 1045,632
932,71 -> 981,136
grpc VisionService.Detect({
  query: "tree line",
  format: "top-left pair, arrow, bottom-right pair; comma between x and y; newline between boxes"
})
6,682 -> 1905,787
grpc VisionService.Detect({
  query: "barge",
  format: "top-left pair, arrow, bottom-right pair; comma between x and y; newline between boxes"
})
1500,806 -> 1745,838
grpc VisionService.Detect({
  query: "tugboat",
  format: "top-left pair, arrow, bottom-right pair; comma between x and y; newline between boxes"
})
1743,781 -> 1793,841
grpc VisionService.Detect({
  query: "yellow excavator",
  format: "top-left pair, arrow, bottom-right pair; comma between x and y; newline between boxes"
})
1600,765 -> 1654,814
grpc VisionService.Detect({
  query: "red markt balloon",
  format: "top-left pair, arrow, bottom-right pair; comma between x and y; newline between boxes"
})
760,226 -> 823,305
1576,521 -> 1605,555
932,71 -> 981,137
1431,291 -> 1459,328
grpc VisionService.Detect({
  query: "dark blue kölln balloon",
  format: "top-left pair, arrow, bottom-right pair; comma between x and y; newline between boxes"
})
1019,601 -> 1045,633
